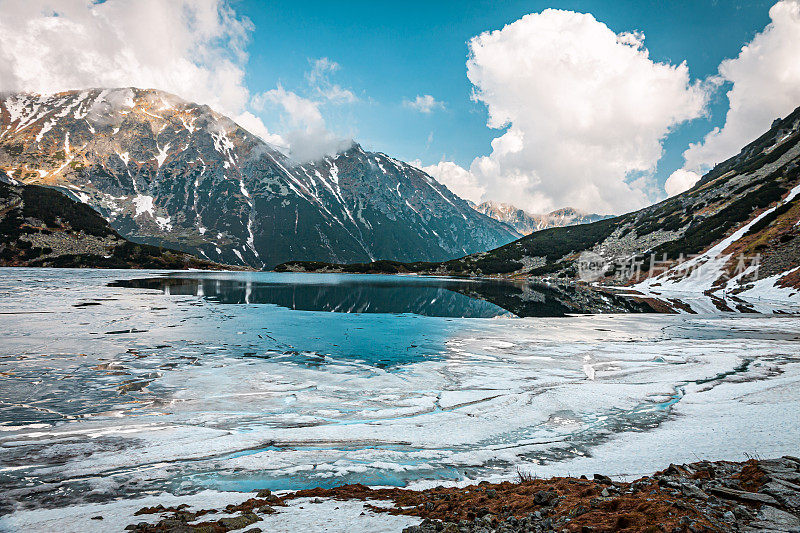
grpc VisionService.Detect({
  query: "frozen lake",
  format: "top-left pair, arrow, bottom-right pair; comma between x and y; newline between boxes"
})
1,268 -> 799,528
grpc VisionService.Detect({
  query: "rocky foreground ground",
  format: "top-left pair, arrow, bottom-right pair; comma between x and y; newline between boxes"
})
124,456 -> 800,532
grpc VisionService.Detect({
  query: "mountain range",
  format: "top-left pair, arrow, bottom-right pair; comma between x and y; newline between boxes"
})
469,201 -> 611,235
0,88 -> 518,268
3,86 -> 799,313
279,104 -> 800,313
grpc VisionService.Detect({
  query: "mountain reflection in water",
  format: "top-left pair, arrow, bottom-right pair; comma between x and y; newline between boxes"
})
110,272 -> 581,318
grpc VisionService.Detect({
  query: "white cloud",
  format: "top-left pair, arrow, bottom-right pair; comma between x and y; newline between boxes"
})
305,57 -> 357,104
0,0 -> 284,145
257,86 -> 325,129
415,160 -> 486,204
455,9 -> 708,214
281,129 -> 353,163
0,2 -> 361,158
682,0 -> 800,173
235,111 -> 288,149
404,94 -> 445,114
425,131 -> 434,150
616,30 -> 645,48
664,169 -> 701,197
255,85 -> 352,162
306,57 -> 340,85
250,56 -> 360,161
318,84 -> 357,104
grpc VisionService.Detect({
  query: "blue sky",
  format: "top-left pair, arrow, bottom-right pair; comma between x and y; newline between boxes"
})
238,0 -> 774,192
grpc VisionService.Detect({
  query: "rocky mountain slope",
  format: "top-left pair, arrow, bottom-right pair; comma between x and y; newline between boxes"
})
471,201 -> 610,235
0,174 -> 226,269
0,88 -> 518,268
280,105 -> 800,313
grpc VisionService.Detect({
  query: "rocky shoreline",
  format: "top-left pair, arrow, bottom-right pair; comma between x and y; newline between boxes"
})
125,456 -> 800,532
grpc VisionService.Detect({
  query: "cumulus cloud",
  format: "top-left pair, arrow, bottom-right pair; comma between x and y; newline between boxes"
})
404,95 -> 445,114
444,9 -> 708,214
681,0 -> 800,173
255,86 -> 325,128
414,160 -> 486,203
664,169 -> 701,197
0,0 -> 283,145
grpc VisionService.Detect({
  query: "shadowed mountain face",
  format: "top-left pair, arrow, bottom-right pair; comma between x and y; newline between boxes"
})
0,88 -> 518,268
471,201 -> 610,235
0,176 -> 224,269
441,106 -> 800,283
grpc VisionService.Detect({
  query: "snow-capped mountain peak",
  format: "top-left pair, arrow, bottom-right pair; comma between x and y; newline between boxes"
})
0,88 -> 518,267
471,200 -> 610,235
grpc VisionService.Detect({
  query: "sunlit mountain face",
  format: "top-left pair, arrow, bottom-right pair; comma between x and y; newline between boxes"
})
470,200 -> 611,235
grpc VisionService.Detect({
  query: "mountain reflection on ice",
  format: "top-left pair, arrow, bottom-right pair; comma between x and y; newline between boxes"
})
1,268 -> 799,517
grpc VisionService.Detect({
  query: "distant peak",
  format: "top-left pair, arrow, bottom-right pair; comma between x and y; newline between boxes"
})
471,200 -> 611,235
340,140 -> 361,154
548,206 -> 581,217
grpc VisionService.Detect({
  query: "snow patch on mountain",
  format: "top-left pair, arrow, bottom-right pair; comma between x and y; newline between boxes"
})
630,182 -> 800,313
133,195 -> 155,218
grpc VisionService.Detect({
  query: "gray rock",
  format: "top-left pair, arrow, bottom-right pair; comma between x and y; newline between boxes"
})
218,512 -> 261,530
707,486 -> 780,506
681,484 -> 710,500
533,490 -> 559,506
744,505 -> 800,532
762,480 -> 800,511
593,474 -> 612,485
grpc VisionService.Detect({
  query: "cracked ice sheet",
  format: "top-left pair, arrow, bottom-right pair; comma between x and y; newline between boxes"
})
516,357 -> 800,483
1,269 -> 800,521
0,494 -> 418,533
